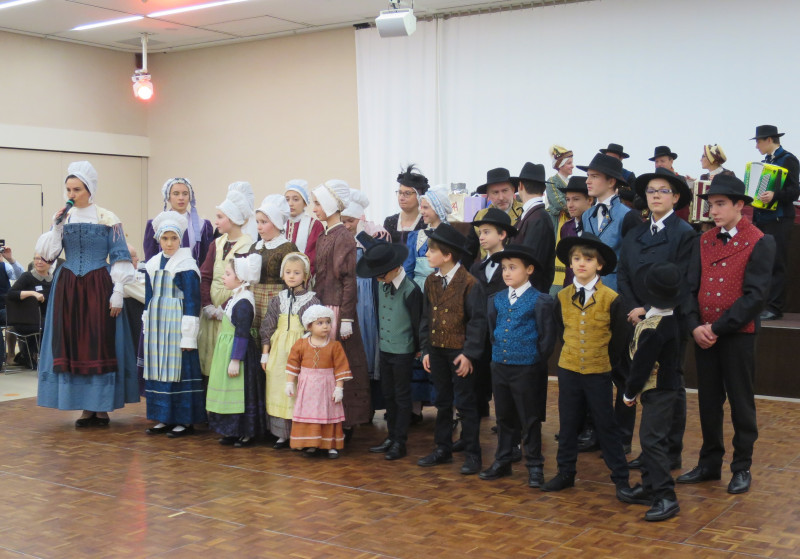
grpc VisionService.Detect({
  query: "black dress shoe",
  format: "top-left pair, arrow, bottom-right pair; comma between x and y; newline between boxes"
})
628,454 -> 643,469
676,465 -> 721,484
452,438 -> 467,453
385,442 -> 407,461
219,436 -> 238,446
527,467 -> 544,488
727,470 -> 751,494
460,455 -> 482,475
616,483 -> 653,505
417,449 -> 453,467
541,472 -> 575,492
645,498 -> 680,522
760,310 -> 782,321
369,438 -> 394,453
167,425 -> 194,438
75,413 -> 97,428
146,424 -> 175,435
92,416 -> 110,427
479,461 -> 512,480
510,446 -> 522,463
234,436 -> 254,448
577,429 -> 599,453
273,440 -> 290,449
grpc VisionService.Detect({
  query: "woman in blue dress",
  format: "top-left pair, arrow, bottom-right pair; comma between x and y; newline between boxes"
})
142,211 -> 207,437
36,161 -> 139,427
403,184 -> 453,290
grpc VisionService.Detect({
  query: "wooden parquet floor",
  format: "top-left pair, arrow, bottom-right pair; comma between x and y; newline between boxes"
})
0,383 -> 798,558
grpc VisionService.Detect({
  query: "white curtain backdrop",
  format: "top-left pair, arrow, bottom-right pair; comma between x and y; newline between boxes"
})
357,0 -> 800,219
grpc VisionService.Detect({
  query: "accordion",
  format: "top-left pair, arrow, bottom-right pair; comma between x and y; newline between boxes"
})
744,162 -> 787,210
689,179 -> 713,223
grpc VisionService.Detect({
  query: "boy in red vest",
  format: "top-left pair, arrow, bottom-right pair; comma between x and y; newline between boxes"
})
678,175 -> 775,494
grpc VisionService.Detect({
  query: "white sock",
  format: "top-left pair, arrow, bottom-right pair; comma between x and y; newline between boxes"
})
276,437 -> 286,443
172,425 -> 186,432
328,449 -> 338,455
153,423 -> 167,429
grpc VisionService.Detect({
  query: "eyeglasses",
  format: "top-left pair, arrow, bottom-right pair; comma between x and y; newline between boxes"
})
645,188 -> 674,195
395,190 -> 417,198
33,257 -> 46,262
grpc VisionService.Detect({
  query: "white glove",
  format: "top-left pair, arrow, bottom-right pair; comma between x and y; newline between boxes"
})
110,290 -> 124,309
180,316 -> 200,349
227,359 -> 240,377
340,321 -> 353,338
333,386 -> 344,403
141,310 -> 149,336
285,381 -> 296,397
214,305 -> 225,320
203,305 -> 216,319
261,353 -> 270,364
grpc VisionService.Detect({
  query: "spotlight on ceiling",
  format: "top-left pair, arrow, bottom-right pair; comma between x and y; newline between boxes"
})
376,1 -> 416,38
132,34 -> 154,101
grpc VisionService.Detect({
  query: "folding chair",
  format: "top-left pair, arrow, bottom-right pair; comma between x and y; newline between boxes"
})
5,297 -> 42,372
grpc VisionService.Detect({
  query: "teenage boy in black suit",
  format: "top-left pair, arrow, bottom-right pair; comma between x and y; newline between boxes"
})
512,162 -> 556,293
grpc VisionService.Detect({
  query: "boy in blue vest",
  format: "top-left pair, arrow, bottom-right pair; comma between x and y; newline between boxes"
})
479,245 -> 556,488
356,241 -> 423,461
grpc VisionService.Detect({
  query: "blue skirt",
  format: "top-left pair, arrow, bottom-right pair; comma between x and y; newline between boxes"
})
144,350 -> 207,425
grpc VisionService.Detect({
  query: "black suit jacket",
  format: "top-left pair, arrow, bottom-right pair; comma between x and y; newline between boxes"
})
763,147 -> 800,219
469,258 -> 506,298
617,212 -> 697,315
512,203 -> 555,293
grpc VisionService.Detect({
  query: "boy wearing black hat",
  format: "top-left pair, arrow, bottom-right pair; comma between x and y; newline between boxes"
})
600,143 -> 637,186
543,234 -> 631,498
512,162 -> 556,294
678,174 -> 775,495
357,242 -> 423,460
751,124 -> 800,321
480,245 -> 556,487
557,176 -> 593,288
619,263 -> 684,521
618,168 -> 696,469
418,223 -> 487,475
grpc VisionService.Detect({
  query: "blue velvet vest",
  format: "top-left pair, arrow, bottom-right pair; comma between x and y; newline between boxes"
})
491,288 -> 539,365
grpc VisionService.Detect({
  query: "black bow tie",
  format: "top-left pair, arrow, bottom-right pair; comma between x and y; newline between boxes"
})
441,276 -> 448,289
383,282 -> 397,296
765,154 -> 774,164
575,219 -> 583,234
573,287 -> 586,306
717,231 -> 731,245
597,203 -> 609,217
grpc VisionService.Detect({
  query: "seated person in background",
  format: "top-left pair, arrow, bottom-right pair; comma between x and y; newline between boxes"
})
6,253 -> 53,368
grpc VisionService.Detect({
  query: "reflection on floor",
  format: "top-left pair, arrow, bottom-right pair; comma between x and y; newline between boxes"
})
0,382 -> 798,558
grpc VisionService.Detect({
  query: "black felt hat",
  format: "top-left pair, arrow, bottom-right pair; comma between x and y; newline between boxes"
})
556,233 -> 617,276
476,167 -> 514,195
576,153 -> 628,186
356,241 -> 409,278
396,164 -> 430,194
750,124 -> 785,140
648,145 -> 678,161
488,244 -> 542,272
599,143 -> 629,159
557,176 -> 589,195
425,222 -> 469,255
634,168 -> 692,211
510,162 -> 548,185
471,207 -> 518,237
697,174 -> 753,205
636,262 -> 687,309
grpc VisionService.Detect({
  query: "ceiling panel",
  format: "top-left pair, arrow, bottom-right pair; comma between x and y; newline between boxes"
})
0,0 -> 125,36
202,15 -> 308,37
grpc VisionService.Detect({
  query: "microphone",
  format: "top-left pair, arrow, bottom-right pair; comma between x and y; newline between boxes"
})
55,199 -> 74,225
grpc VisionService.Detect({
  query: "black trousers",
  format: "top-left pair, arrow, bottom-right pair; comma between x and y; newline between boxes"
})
429,347 -> 480,460
556,368 -> 629,486
756,217 -> 793,314
379,351 -> 414,444
639,389 -> 678,500
491,362 -> 546,468
695,333 -> 758,473
612,361 -> 636,447
472,353 -> 493,416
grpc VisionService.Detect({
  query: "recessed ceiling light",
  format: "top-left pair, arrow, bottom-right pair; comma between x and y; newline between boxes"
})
0,0 -> 40,10
72,15 -> 144,31
147,0 -> 248,19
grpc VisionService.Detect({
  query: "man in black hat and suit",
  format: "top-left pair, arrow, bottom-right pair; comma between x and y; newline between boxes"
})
650,146 -> 692,222
511,162 -> 556,293
678,175 -> 775,495
467,168 -> 524,261
600,143 -> 637,187
618,168 -> 696,471
751,124 -> 800,320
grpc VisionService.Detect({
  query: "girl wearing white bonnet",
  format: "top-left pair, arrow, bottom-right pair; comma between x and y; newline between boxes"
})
36,160 -> 139,427
403,183 -> 452,290
142,178 -> 214,266
206,252 -> 268,447
141,210 -> 207,438
227,181 -> 258,241
197,188 -> 254,377
284,179 -> 325,276
247,194 -> 299,335
310,180 -> 372,435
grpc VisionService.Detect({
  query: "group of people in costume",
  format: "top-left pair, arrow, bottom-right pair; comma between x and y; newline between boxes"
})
30,123 -> 795,523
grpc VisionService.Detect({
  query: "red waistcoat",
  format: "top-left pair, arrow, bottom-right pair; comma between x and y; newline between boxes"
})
698,217 -> 764,334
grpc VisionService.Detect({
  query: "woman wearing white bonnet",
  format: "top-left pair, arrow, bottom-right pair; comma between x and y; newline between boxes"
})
311,179 -> 372,434
227,181 -> 258,241
284,179 -> 325,276
141,210 -> 207,437
247,194 -> 298,335
142,178 -> 214,266
403,183 -> 452,290
197,188 -> 254,376
36,160 -> 139,427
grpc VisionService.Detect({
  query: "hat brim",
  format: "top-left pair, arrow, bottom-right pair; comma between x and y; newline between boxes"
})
476,179 -> 515,195
648,152 -> 678,162
355,244 -> 409,278
634,173 -> 693,211
557,186 -> 589,195
697,191 -> 754,205
425,229 -> 468,255
575,166 -> 628,187
471,218 -> 518,237
599,148 -> 629,159
488,247 -> 542,272
750,132 -> 785,140
555,236 -> 617,276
